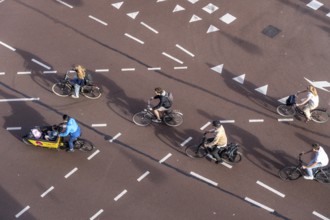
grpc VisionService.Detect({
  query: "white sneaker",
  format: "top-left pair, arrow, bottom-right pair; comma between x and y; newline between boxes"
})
71,95 -> 79,99
303,175 -> 313,180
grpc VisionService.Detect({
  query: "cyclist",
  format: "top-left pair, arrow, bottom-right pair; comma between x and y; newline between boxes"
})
59,115 -> 81,152
296,85 -> 319,122
204,120 -> 228,164
150,87 -> 172,123
301,143 -> 329,180
70,65 -> 86,98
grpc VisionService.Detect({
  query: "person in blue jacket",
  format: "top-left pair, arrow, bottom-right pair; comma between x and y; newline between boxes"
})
59,114 -> 81,152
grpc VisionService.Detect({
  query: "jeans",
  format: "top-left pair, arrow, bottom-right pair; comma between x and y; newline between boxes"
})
74,84 -> 80,97
305,162 -> 323,177
68,127 -> 81,150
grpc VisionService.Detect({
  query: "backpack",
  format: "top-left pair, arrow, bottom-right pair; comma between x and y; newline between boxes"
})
84,73 -> 93,85
166,92 -> 174,104
286,95 -> 296,106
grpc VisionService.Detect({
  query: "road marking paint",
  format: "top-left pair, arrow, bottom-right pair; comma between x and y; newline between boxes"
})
43,70 -> 57,74
56,0 -> 73,8
6,127 -> 22,130
41,186 -> 54,198
114,189 -> 127,201
175,44 -> 195,57
64,167 -> 78,179
88,15 -> 108,26
88,149 -> 100,160
124,33 -> 144,44
148,67 -> 161,70
313,211 -> 330,220
109,133 -> 121,142
200,122 -> 211,130
307,0 -> 324,10
256,181 -> 285,198
127,11 -> 139,19
244,197 -> 274,212
0,98 -> 40,102
190,171 -> 218,186
90,209 -> 104,220
95,69 -> 109,72
278,118 -> 294,122
220,120 -> 235,123
17,71 -> 31,75
162,52 -> 184,64
92,124 -> 107,127
180,137 -> 192,147
140,22 -> 159,34
220,162 -> 232,169
0,41 -> 16,51
121,68 -> 135,71
249,119 -> 264,123
0,72 -> 5,75
31,59 -> 51,70
174,66 -> 188,70
159,153 -> 172,163
137,171 -> 150,182
15,206 -> 30,218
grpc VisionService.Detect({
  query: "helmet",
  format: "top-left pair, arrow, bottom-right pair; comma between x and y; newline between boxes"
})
212,120 -> 221,128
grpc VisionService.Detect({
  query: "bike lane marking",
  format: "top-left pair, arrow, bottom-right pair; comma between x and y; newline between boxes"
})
40,186 -> 55,198
90,209 -> 104,220
31,58 -> 51,70
87,149 -> 100,160
140,22 -> 159,34
15,206 -> 30,218
137,171 -> 150,182
109,133 -> 121,143
190,171 -> 218,186
6,127 -> 22,130
180,137 -> 192,147
256,181 -> 285,198
43,70 -> 57,74
56,0 -> 73,9
161,52 -> 184,64
175,44 -> 195,57
0,40 -> 16,51
159,153 -> 172,163
244,197 -> 274,213
174,66 -> 188,70
91,124 -> 107,127
313,211 -> 330,220
278,118 -> 294,122
114,189 -> 127,201
249,119 -> 264,123
17,71 -> 31,75
124,33 -> 145,44
95,69 -> 109,72
0,98 -> 39,102
64,167 -> 78,179
200,122 -> 211,130
88,15 -> 108,26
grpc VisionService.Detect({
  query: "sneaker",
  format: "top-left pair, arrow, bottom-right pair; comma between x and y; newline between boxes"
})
152,119 -> 161,123
71,95 -> 79,99
303,175 -> 313,180
66,149 -> 74,152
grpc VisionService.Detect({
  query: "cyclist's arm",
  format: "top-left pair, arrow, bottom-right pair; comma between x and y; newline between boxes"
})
302,161 -> 318,169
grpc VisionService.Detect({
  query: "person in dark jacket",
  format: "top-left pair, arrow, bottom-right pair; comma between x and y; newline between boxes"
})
150,87 -> 172,123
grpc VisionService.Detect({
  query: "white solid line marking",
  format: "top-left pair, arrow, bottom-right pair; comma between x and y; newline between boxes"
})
278,118 -> 294,122
90,209 -> 104,220
180,137 -> 192,147
249,119 -> 264,123
43,70 -> 57,74
220,120 -> 235,123
140,22 -> 159,34
31,59 -> 51,70
56,0 -> 73,8
91,124 -> 107,127
175,44 -> 195,57
121,68 -> 135,71
0,98 -> 40,102
190,172 -> 218,186
109,133 -> 121,142
313,211 -> 330,220
114,189 -> 127,201
256,181 -> 285,198
15,206 -> 30,218
244,197 -> 274,212
0,41 -> 16,51
41,186 -> 55,198
159,153 -> 172,163
124,33 -> 144,44
95,69 -> 109,72
88,149 -> 100,160
148,67 -> 161,70
162,52 -> 184,64
137,171 -> 150,182
65,167 -> 78,179
6,127 -> 22,131
17,71 -> 31,75
174,66 -> 188,70
88,15 -> 108,26
200,122 -> 211,130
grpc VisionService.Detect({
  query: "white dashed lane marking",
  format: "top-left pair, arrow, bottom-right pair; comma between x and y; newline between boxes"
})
137,171 -> 150,182
31,59 -> 51,70
64,167 -> 78,179
6,127 -> 22,130
148,67 -> 161,70
256,181 -> 285,198
124,33 -> 144,44
175,44 -> 195,57
91,124 -> 107,127
180,137 -> 192,147
0,40 -> 16,51
278,118 -> 294,122
0,98 -> 39,102
200,122 -> 211,130
87,149 -> 100,160
43,70 -> 57,74
313,211 -> 330,220
88,15 -> 108,26
140,22 -> 159,34
56,0 -> 73,8
190,171 -> 218,186
249,119 -> 264,123
121,68 -> 135,71
114,189 -> 127,201
244,197 -> 274,213
159,153 -> 172,163
95,69 -> 109,72
162,52 -> 184,64
174,66 -> 188,70
109,133 -> 121,142
40,186 -> 55,198
90,209 -> 104,220
15,206 -> 30,218
17,71 -> 31,75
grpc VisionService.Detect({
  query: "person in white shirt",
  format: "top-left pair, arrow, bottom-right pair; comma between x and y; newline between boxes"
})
301,143 -> 329,180
296,85 -> 319,122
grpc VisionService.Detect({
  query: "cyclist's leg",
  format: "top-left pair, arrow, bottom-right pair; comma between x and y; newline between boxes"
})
305,163 -> 323,177
211,147 -> 222,162
303,103 -> 315,121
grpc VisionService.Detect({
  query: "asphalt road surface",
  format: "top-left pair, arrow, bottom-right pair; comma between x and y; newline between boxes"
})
1,0 -> 330,219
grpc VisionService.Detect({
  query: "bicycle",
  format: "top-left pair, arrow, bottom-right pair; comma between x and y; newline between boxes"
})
52,70 -> 102,99
185,134 -> 242,164
278,154 -> 330,183
132,99 -> 183,127
277,95 -> 328,123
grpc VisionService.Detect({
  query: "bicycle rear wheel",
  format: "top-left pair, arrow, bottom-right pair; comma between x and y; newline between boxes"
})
221,151 -> 242,164
278,166 -> 302,181
185,145 -> 207,158
311,109 -> 329,123
163,112 -> 183,127
277,105 -> 295,117
133,111 -> 152,126
82,86 -> 102,99
52,83 -> 71,97
315,171 -> 330,183
74,139 -> 94,152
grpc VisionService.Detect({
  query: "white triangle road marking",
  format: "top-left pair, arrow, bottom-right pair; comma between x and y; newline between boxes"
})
189,14 -> 202,23
255,85 -> 268,95
127,11 -> 139,19
173,4 -> 185,12
211,64 -> 223,74
233,74 -> 245,84
207,25 -> 219,33
112,1 -> 123,9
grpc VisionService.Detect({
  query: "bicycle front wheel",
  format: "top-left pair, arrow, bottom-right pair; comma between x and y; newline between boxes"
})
133,111 -> 152,126
52,83 -> 71,97
74,139 -> 94,152
163,113 -> 183,127
82,86 -> 102,99
315,171 -> 330,183
185,145 -> 207,158
277,105 -> 295,117
278,166 -> 302,181
311,109 -> 329,123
